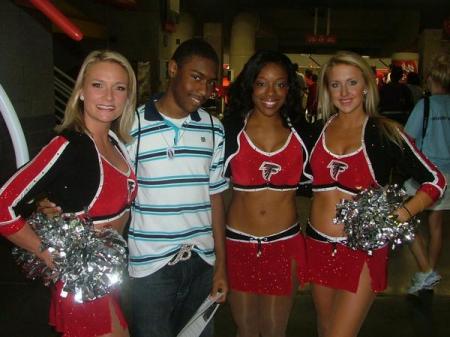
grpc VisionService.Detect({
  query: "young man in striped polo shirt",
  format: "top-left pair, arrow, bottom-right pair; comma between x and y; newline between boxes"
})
127,38 -> 229,337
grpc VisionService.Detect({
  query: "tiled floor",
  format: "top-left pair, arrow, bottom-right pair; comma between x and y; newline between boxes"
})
1,196 -> 449,337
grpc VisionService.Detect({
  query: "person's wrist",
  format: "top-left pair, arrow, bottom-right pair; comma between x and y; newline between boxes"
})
402,204 -> 413,219
396,205 -> 411,222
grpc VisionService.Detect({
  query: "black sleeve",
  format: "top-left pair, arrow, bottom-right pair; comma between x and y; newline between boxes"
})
9,135 -> 75,218
293,119 -> 323,198
223,114 -> 245,177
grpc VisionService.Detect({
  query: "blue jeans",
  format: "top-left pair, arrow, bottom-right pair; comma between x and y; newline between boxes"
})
129,253 -> 214,337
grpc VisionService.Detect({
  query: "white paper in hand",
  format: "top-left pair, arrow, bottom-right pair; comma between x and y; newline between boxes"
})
176,292 -> 224,337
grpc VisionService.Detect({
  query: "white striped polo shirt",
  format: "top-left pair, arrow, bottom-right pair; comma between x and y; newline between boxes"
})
127,97 -> 228,278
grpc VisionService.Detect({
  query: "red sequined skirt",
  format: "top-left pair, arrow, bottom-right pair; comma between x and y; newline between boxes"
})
49,281 -> 127,337
226,224 -> 307,296
305,226 -> 389,293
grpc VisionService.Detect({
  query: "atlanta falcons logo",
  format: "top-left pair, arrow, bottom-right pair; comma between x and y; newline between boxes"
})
327,160 -> 348,180
259,161 -> 282,181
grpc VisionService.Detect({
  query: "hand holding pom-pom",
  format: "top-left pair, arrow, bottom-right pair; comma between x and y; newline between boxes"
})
334,185 -> 419,254
12,212 -> 127,302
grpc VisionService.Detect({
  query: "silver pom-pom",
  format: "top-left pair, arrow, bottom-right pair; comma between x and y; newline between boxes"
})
334,185 -> 418,254
12,212 -> 127,302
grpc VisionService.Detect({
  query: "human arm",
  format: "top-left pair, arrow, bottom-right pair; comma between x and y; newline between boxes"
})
0,135 -> 74,267
210,192 -> 228,302
393,129 -> 446,219
394,190 -> 433,222
0,135 -> 70,235
6,223 -> 54,269
396,130 -> 446,201
209,117 -> 229,302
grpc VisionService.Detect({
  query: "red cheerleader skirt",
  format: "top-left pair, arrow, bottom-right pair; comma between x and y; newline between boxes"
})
49,281 -> 127,337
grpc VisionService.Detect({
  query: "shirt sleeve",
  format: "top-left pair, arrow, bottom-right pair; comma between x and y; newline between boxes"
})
0,135 -> 70,236
396,129 -> 446,202
209,118 -> 229,195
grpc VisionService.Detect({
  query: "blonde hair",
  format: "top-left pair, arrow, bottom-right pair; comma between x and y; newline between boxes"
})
317,51 -> 403,146
56,50 -> 137,143
428,54 -> 450,93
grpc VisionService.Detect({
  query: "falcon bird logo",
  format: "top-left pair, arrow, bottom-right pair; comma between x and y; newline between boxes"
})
327,160 -> 348,180
259,161 -> 282,181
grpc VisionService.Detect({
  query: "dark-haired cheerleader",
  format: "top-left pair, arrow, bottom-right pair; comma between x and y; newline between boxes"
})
223,50 -> 312,337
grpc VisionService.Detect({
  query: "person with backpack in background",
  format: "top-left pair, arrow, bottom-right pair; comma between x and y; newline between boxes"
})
404,54 -> 450,295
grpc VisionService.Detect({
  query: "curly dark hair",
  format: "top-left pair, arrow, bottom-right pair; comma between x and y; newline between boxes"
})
226,50 -> 301,126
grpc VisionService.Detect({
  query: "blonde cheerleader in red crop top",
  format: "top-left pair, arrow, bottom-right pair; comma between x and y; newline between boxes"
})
0,51 -> 138,337
223,50 -> 312,337
306,51 -> 446,337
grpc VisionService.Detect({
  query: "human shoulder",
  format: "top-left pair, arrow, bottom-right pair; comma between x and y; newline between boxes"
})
107,129 -> 123,146
58,129 -> 91,144
196,108 -> 225,138
57,129 -> 90,142
366,116 -> 407,152
56,130 -> 100,159
197,107 -> 221,123
429,94 -> 450,105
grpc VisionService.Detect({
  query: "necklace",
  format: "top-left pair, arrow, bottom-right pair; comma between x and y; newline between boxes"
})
160,115 -> 189,159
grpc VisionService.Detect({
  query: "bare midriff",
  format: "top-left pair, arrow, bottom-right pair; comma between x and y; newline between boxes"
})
310,189 -> 355,237
227,189 -> 298,236
94,210 -> 130,235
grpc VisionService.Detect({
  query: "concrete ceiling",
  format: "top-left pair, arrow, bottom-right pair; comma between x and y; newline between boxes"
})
183,0 -> 449,57
41,0 -> 449,58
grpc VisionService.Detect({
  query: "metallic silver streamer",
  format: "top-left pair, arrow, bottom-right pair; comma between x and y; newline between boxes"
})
12,212 -> 127,302
334,185 -> 418,254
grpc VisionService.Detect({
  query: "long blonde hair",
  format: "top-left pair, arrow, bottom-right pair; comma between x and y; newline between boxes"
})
55,50 -> 137,143
317,51 -> 403,146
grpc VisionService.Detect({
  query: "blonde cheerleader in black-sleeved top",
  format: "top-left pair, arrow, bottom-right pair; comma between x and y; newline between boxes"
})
0,50 -> 137,337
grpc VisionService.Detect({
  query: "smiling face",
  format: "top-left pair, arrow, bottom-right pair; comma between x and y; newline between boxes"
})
327,63 -> 367,115
252,62 -> 289,118
80,61 -> 129,130
167,55 -> 218,117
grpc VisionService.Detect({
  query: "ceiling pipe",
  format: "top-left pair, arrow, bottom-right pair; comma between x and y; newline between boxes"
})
313,8 -> 318,35
308,55 -> 321,67
326,8 -> 331,35
29,0 -> 83,41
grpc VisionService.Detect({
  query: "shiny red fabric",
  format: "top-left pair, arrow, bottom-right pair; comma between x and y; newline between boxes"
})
310,132 -> 377,194
49,281 -> 127,337
305,237 -> 389,293
226,233 -> 307,296
230,131 -> 304,190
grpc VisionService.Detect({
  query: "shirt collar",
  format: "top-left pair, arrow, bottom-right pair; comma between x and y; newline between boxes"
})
144,93 -> 201,122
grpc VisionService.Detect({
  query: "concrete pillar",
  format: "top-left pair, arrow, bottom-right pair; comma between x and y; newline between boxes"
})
230,12 -> 259,77
169,12 -> 194,56
204,22 -> 223,77
158,12 -> 194,91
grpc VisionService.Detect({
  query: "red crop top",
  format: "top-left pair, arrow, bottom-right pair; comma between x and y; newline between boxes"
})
310,118 -> 378,195
89,155 -> 137,223
228,129 -> 307,191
